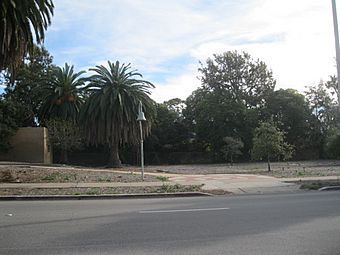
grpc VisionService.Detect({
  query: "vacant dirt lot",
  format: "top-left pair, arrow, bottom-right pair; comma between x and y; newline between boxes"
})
1,160 -> 340,185
146,160 -> 340,178
0,165 -> 157,183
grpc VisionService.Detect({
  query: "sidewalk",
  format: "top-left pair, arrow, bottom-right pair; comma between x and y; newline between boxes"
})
167,174 -> 300,194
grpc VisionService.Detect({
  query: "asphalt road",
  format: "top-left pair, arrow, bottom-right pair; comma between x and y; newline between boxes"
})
0,191 -> 339,255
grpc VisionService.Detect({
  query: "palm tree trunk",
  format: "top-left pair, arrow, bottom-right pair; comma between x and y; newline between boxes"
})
107,143 -> 122,168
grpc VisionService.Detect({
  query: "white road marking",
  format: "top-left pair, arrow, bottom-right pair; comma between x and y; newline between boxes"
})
139,207 -> 230,214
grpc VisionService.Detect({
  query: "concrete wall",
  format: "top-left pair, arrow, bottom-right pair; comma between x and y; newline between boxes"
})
0,127 -> 52,164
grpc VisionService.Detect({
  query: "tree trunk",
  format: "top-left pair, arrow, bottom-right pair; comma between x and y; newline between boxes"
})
107,143 -> 122,168
267,155 -> 271,172
60,148 -> 68,164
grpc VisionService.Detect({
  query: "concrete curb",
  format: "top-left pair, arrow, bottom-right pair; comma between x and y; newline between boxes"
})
0,192 -> 212,201
318,186 -> 340,191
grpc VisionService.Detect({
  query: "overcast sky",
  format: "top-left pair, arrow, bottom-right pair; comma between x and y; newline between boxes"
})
9,0 -> 340,102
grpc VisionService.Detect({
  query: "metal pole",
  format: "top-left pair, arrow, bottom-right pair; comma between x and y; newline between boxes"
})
139,121 -> 144,180
332,0 -> 340,104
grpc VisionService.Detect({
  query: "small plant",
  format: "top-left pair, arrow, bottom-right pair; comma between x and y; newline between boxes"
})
85,188 -> 100,195
97,176 -> 112,182
41,172 -> 60,181
160,183 -> 178,193
297,171 -> 305,176
156,176 -> 169,182
41,172 -> 74,182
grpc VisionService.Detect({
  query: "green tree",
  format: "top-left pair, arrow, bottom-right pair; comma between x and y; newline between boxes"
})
0,0 -> 54,74
4,46 -> 55,126
325,75 -> 339,103
146,101 -> 190,155
45,118 -> 83,163
0,97 -> 19,153
221,136 -> 244,164
39,63 -> 86,122
324,128 -> 340,159
185,88 -> 249,158
80,61 -> 155,168
199,51 -> 275,107
184,51 -> 276,160
252,121 -> 294,171
265,89 -> 322,158
305,81 -> 335,129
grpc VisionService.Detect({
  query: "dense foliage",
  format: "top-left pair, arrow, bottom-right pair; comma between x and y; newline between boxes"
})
80,61 -> 155,167
2,46 -> 340,166
252,121 -> 294,171
0,0 -> 54,74
45,118 -> 83,163
0,97 -> 19,152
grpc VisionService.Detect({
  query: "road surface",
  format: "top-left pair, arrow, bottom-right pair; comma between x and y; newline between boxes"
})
1,191 -> 339,255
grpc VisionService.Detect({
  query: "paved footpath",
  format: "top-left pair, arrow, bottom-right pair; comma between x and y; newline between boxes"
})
167,174 -> 300,194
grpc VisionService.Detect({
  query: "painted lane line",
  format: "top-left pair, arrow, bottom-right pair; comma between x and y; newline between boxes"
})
139,207 -> 230,214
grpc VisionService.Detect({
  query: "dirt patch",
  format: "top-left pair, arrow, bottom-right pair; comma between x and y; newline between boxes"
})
0,165 -> 158,183
146,160 -> 340,178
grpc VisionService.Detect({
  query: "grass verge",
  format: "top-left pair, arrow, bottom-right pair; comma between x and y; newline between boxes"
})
0,185 -> 203,196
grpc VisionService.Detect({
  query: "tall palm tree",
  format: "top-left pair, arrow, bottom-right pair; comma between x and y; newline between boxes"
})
39,63 -> 86,122
0,0 -> 54,73
80,61 -> 155,168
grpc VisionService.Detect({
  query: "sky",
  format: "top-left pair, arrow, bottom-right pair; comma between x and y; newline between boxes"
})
2,0 -> 339,102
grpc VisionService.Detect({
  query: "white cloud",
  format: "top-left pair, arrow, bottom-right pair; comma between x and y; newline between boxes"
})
188,0 -> 337,94
46,0 -> 340,102
151,65 -> 200,102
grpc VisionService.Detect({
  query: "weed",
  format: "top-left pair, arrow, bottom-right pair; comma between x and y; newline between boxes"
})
297,171 -> 305,176
156,176 -> 169,182
97,176 -> 112,182
41,172 -> 72,182
41,172 -> 60,181
85,188 -> 100,195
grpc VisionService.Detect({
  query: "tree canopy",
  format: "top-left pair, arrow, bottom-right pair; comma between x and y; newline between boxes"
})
0,0 -> 54,74
252,121 -> 294,171
80,61 -> 155,167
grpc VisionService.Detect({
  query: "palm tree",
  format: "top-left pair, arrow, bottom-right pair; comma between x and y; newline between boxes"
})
0,0 -> 54,73
80,61 -> 155,168
39,63 -> 86,163
39,63 -> 86,122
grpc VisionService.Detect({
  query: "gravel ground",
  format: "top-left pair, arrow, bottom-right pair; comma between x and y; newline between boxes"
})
0,165 -> 158,183
146,160 -> 340,178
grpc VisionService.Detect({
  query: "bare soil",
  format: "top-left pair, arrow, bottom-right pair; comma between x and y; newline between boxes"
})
0,165 -> 158,183
146,160 -> 340,178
